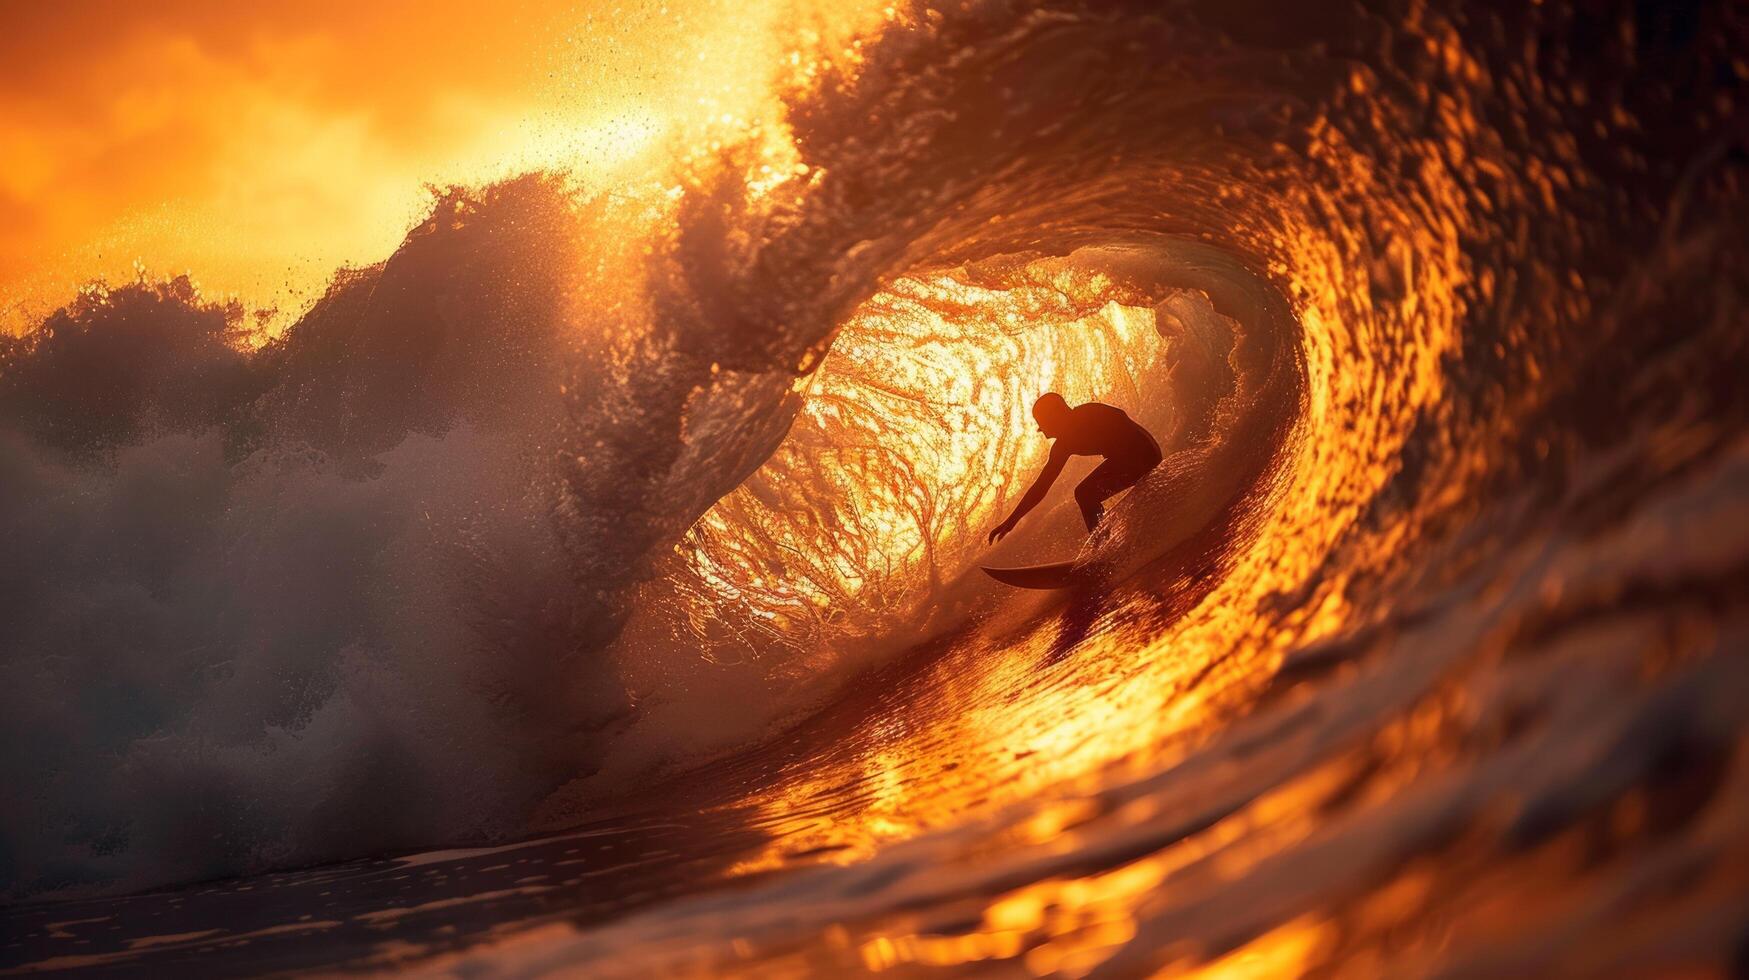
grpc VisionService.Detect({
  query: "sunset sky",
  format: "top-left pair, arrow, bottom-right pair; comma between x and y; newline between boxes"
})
0,0 -> 810,332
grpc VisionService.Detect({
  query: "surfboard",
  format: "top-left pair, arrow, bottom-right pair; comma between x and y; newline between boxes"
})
980,560 -> 1081,590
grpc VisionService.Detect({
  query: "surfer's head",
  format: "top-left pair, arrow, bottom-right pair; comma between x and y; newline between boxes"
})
1032,392 -> 1071,437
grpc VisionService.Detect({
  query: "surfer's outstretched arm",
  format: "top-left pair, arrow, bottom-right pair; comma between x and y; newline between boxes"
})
989,445 -> 1069,543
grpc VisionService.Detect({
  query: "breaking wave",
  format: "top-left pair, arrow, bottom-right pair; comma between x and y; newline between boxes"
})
2,11 -> 1745,975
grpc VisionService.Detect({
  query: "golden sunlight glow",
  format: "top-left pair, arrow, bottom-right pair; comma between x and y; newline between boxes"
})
629,44 -> 1473,972
0,0 -> 893,333
2,4 -> 1502,976
675,274 -> 1164,650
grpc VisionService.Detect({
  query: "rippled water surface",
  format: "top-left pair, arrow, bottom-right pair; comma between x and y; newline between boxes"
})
3,0 -> 1747,975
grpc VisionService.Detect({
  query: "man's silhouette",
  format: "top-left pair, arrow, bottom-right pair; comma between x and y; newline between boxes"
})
988,393 -> 1161,543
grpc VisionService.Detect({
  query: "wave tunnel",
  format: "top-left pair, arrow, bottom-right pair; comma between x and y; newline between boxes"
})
2,0 -> 1747,974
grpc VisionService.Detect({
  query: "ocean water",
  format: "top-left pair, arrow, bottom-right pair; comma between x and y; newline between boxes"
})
3,0 -> 1747,975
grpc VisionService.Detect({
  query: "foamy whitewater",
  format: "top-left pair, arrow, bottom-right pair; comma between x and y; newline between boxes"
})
3,0 -> 1747,975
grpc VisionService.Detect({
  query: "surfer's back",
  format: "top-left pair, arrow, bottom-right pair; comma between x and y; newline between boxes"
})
1059,402 -> 1160,461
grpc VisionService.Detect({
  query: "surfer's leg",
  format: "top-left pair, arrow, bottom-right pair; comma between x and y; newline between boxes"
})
1075,492 -> 1105,532
1075,461 -> 1126,531
1075,456 -> 1155,532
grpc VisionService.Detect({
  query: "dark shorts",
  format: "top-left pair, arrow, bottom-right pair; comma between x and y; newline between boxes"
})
1077,449 -> 1161,503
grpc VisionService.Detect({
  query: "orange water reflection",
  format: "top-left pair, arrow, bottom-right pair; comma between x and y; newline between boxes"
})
643,73 -> 1473,969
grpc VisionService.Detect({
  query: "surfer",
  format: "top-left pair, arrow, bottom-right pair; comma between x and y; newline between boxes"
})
988,393 -> 1162,543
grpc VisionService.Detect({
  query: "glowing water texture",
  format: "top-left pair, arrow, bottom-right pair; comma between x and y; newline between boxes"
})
2,0 -> 1747,976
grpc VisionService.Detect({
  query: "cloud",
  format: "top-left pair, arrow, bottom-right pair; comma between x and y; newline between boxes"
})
0,0 -> 811,334
0,4 -> 582,330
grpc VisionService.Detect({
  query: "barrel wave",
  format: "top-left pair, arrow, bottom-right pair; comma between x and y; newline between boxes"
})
2,0 -> 1746,975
